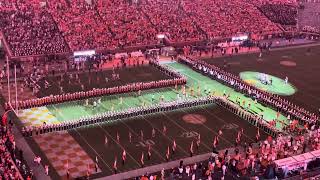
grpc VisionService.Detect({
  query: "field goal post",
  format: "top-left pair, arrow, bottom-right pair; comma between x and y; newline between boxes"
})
5,55 -> 18,115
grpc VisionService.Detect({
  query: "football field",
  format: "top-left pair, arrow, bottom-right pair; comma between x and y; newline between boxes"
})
18,60 -> 293,179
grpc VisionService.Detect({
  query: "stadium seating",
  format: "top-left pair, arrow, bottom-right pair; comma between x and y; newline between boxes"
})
97,0 -> 158,47
259,3 -> 297,26
140,0 -> 207,42
0,0 -> 297,56
0,0 -> 69,57
184,0 -> 281,39
48,0 -> 114,51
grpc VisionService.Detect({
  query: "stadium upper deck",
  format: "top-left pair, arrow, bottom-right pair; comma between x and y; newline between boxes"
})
0,0 -> 300,56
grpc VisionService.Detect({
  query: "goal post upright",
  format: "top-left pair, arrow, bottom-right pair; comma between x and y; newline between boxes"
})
6,56 -> 11,108
14,64 -> 18,115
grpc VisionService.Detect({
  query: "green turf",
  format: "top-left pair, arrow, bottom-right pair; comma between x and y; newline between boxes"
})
37,62 -> 289,131
239,71 -> 297,96
36,65 -> 171,97
203,45 -> 320,113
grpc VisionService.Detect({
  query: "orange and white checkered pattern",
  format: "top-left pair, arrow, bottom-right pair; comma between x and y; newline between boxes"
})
33,132 -> 101,179
17,107 -> 60,127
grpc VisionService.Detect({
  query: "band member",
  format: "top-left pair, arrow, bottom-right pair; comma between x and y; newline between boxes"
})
122,149 -> 126,165
129,131 -> 132,143
190,141 -> 194,157
105,136 -> 108,145
85,99 -> 89,106
162,125 -> 167,135
160,95 -> 164,103
151,95 -> 155,103
235,131 -> 241,146
141,152 -> 144,167
213,136 -> 218,152
113,157 -> 117,174
140,130 -> 144,141
256,128 -> 260,142
147,145 -> 152,160
190,87 -> 194,97
151,128 -> 156,138
117,132 -> 120,142
119,97 -> 123,105
95,156 -> 99,172
172,139 -> 177,154
166,146 -> 170,161
276,111 -> 280,119
197,86 -> 201,97
196,134 -> 201,149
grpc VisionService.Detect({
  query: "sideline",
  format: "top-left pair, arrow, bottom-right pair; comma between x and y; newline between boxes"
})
198,41 -> 320,61
13,123 -> 51,180
95,152 -> 216,180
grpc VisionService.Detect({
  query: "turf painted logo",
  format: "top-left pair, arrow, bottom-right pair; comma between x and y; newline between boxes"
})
182,114 -> 207,124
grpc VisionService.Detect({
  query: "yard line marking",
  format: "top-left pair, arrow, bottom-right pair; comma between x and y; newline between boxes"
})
164,64 -> 276,140
118,94 -> 190,156
73,129 -> 114,172
116,117 -> 166,161
96,123 -> 142,167
52,106 -> 114,172
199,107 -> 256,143
140,86 -> 235,148
141,115 -> 190,156
81,110 -> 142,167
131,90 -> 215,151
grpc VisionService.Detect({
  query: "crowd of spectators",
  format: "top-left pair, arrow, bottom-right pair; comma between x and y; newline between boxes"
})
136,127 -> 320,180
0,0 -> 297,56
0,0 -> 69,57
0,116 -> 32,179
259,3 -> 297,26
302,25 -> 320,34
140,0 -> 206,43
97,0 -> 158,47
48,0 -> 114,51
183,0 -> 281,39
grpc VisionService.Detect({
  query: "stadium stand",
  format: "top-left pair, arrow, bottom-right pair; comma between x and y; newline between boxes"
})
0,0 -> 69,57
258,3 -> 297,26
47,0 -> 114,51
0,0 -> 297,56
3,0 -> 320,179
136,129 -> 320,179
97,0 -> 159,47
0,116 -> 32,179
183,0 -> 281,39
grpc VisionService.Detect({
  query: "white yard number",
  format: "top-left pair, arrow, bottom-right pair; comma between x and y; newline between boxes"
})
136,139 -> 155,148
180,131 -> 199,138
